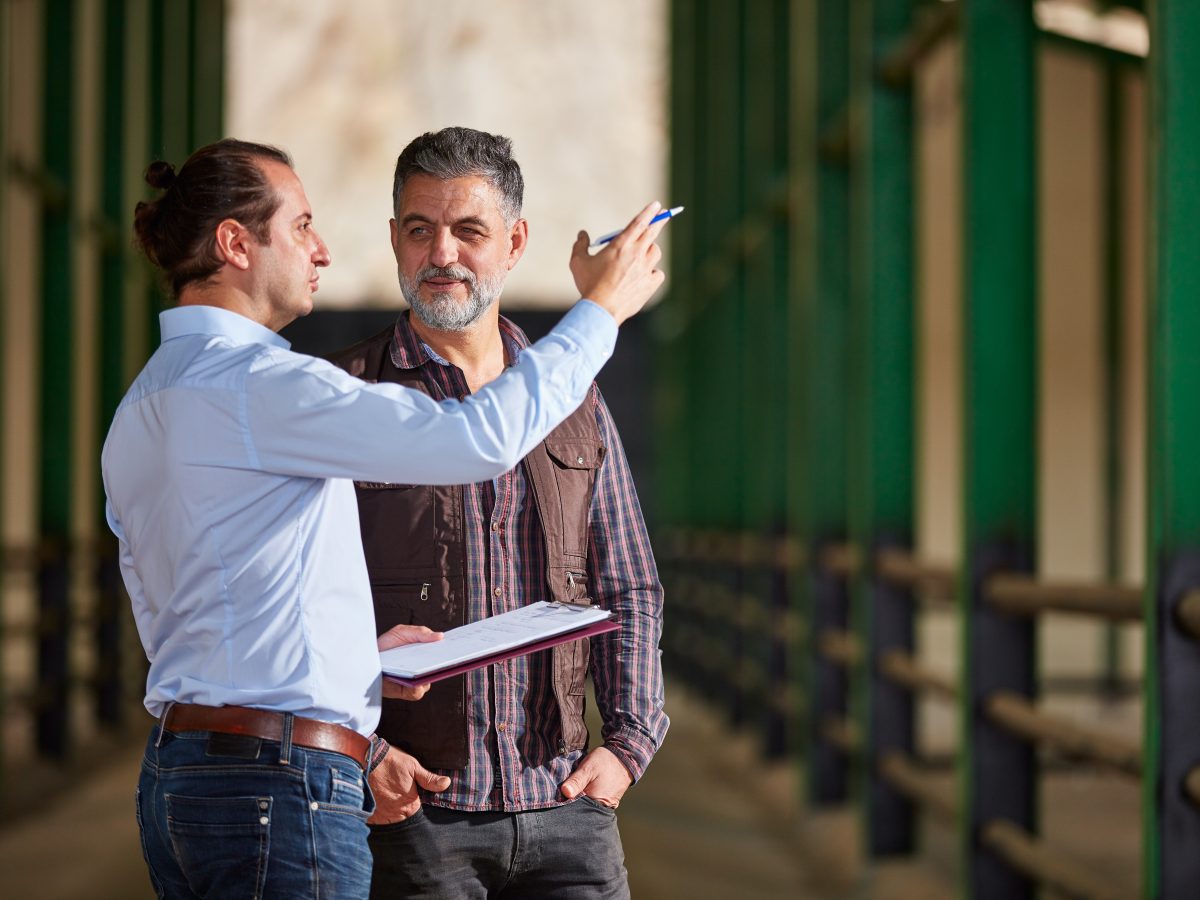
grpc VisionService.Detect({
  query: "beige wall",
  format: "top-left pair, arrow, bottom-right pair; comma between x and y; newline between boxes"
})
915,41 -> 1145,683
226,0 -> 669,310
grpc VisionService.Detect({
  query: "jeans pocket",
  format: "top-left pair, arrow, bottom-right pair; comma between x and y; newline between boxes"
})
311,763 -> 370,819
135,787 -> 167,899
369,805 -> 428,833
165,793 -> 271,898
578,794 -> 619,815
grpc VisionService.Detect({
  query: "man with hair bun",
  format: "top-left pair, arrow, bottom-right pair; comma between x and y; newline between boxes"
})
331,126 -> 668,900
103,137 -> 667,899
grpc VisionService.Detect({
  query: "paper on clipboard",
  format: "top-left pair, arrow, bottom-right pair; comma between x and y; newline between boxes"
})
379,601 -> 617,687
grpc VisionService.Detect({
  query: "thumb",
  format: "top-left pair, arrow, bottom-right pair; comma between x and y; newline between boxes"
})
377,624 -> 443,652
571,230 -> 590,261
559,771 -> 587,799
414,766 -> 451,793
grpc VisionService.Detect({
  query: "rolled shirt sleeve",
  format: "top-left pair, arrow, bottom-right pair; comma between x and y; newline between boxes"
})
587,391 -> 669,782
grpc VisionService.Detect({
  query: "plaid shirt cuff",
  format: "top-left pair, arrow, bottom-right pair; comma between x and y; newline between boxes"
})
366,734 -> 390,774
603,727 -> 659,784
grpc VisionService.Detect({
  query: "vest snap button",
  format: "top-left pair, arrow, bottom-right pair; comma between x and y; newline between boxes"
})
577,456 -> 584,464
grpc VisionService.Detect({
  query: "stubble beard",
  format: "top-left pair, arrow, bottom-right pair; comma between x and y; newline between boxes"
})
400,264 -> 503,332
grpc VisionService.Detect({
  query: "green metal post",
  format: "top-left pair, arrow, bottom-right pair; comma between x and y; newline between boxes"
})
656,0 -> 699,684
787,0 -> 818,771
850,0 -> 916,856
762,0 -> 795,757
37,0 -> 77,759
739,0 -> 787,750
1145,2 -> 1200,896
693,0 -> 746,724
96,0 -> 129,727
190,0 -> 224,147
959,1 -> 1038,897
144,0 -> 193,341
806,0 -> 853,806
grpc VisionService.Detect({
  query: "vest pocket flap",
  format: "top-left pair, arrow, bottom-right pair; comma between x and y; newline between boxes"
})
545,440 -> 605,470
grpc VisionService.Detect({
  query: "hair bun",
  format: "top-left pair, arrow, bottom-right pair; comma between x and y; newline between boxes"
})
145,160 -> 177,190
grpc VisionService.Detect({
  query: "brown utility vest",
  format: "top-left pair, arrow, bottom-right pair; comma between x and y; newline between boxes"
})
329,324 -> 604,769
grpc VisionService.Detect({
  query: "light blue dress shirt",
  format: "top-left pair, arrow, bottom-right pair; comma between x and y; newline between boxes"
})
102,301 -> 616,736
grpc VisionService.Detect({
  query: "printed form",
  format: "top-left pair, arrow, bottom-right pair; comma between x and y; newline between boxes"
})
379,601 -> 615,680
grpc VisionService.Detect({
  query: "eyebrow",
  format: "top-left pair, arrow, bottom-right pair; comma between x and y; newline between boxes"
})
400,213 -> 491,231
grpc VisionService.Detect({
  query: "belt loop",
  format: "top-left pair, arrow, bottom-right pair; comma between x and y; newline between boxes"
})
156,702 -> 176,748
279,712 -> 294,766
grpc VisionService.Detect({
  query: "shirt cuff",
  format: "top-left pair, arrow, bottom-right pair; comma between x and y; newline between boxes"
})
366,734 -> 390,774
603,726 -> 659,784
555,299 -> 618,369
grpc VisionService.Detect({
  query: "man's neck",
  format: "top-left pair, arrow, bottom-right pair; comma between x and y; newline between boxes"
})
178,283 -> 289,332
408,307 -> 506,394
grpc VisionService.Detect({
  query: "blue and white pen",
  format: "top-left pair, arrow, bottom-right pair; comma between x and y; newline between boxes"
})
590,205 -> 685,247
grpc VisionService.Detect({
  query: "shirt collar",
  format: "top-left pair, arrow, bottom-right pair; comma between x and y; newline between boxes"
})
158,305 -> 292,350
389,310 -> 529,371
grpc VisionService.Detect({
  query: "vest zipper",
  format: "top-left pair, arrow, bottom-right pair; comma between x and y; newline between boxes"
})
420,583 -> 429,601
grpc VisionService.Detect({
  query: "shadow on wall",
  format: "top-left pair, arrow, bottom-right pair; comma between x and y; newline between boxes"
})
281,308 -> 656,501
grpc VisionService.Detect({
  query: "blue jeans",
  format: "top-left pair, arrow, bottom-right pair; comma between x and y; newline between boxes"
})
137,723 -> 376,899
368,798 -> 630,899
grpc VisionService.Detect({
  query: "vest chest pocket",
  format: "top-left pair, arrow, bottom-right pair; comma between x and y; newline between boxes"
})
354,481 -> 437,576
371,582 -> 435,636
543,439 -> 605,558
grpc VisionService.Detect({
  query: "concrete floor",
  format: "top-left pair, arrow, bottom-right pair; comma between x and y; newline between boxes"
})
0,688 -> 1139,899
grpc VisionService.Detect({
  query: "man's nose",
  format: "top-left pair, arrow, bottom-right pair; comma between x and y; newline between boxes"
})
429,230 -> 457,268
313,233 -> 331,267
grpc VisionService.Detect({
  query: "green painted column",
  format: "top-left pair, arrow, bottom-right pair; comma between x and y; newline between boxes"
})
958,1 -> 1038,898
849,0 -> 915,856
738,0 -> 787,747
691,0 -> 746,723
1144,2 -> 1200,896
189,0 -> 225,148
95,0 -> 129,727
805,0 -> 853,806
786,0 -> 818,771
655,0 -> 700,686
37,0 -> 77,758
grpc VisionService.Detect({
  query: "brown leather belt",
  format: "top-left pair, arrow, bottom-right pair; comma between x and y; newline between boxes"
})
162,703 -> 370,769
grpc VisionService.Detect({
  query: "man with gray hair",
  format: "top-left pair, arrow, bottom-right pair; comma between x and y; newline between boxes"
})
331,127 -> 668,898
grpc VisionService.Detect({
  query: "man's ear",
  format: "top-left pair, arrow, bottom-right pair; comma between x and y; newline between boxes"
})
507,218 -> 529,270
389,218 -> 402,262
214,218 -> 252,271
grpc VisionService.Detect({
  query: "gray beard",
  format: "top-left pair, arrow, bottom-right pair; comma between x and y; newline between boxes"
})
400,264 -> 501,332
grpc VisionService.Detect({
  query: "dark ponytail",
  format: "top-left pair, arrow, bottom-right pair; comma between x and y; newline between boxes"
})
133,138 -> 293,297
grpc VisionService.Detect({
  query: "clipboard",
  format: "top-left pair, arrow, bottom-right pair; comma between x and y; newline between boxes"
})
379,607 -> 624,691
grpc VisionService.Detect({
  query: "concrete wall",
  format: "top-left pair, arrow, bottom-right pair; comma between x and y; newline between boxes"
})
226,0 -> 669,309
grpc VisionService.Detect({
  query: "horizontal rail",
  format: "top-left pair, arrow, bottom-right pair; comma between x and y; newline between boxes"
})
820,543 -> 861,577
874,548 -> 956,601
818,629 -> 862,668
979,819 -> 1132,900
877,649 -> 958,701
1175,590 -> 1200,642
769,683 -> 805,719
821,715 -> 860,755
983,690 -> 1142,776
1186,765 -> 1200,811
984,573 -> 1143,622
877,751 -> 957,823
878,0 -> 960,87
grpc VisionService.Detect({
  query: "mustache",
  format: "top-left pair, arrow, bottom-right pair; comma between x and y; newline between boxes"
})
417,265 -> 476,287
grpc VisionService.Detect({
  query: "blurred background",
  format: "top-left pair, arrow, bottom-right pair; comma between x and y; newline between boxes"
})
4,1 -> 1198,898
